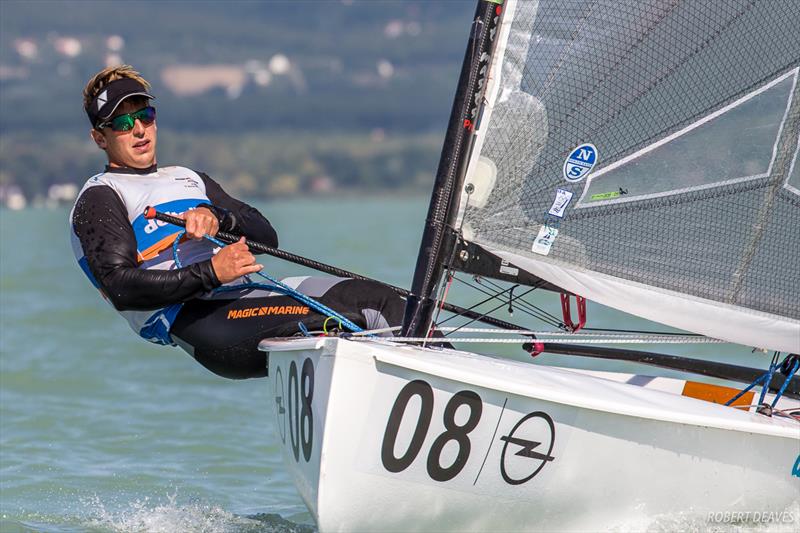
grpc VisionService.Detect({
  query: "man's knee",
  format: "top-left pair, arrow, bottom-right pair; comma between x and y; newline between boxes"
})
336,279 -> 405,331
333,279 -> 403,306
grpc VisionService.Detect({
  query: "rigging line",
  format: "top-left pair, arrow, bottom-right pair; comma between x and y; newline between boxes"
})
582,327 -> 704,337
451,275 -> 563,328
433,179 -> 480,329
729,405 -> 800,423
351,326 -> 402,336
435,175 -> 474,335
725,351 -> 782,407
460,284 -> 561,329
435,281 -> 550,331
430,238 -> 468,339
354,336 -> 726,345
427,251 -> 456,338
502,298 -> 561,328
435,281 -> 517,327
772,407 -> 800,416
757,352 -> 781,406
426,184 -> 475,341
485,286 -> 560,327
438,295 -> 518,335
427,273 -> 455,345
428,224 -> 467,337
432,169 -> 473,338
468,275 -> 548,313
441,286 -> 540,337
431,327 -> 723,341
772,358 -> 799,409
477,276 -> 564,326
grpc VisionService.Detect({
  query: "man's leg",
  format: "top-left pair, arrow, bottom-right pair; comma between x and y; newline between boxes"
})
312,278 -> 405,335
170,278 -> 406,379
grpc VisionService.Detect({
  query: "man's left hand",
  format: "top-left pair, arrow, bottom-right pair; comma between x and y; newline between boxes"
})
182,207 -> 219,239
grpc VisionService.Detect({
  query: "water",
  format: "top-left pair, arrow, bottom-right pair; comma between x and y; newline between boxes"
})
0,197 -> 793,532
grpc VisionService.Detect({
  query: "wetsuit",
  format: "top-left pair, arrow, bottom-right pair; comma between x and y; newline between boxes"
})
70,165 -> 403,379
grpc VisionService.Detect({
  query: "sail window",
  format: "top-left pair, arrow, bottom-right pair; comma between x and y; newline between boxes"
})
576,69 -> 797,208
785,135 -> 800,197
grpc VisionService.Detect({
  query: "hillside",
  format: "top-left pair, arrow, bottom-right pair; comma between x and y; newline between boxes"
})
0,0 -> 475,202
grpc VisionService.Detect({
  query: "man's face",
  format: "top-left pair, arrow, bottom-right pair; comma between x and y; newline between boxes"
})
91,98 -> 157,169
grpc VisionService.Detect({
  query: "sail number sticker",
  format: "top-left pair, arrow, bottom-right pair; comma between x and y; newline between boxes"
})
274,357 -> 315,463
563,143 -> 598,182
381,380 -> 483,482
375,378 -> 559,490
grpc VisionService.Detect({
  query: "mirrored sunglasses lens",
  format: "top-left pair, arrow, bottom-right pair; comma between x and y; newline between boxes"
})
136,106 -> 156,124
110,114 -> 135,131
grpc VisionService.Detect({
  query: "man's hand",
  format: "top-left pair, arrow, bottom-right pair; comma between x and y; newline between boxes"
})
211,237 -> 263,284
182,207 -> 219,240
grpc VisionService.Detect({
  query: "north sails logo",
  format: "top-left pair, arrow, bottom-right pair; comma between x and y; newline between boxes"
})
96,89 -> 108,111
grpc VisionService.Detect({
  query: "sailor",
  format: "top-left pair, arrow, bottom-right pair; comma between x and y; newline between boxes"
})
70,65 -> 404,379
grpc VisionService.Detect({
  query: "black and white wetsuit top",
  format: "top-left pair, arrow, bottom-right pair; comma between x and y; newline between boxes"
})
69,165 -> 278,345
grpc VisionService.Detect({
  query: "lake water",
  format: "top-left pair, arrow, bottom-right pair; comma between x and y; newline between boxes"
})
0,197 -> 795,532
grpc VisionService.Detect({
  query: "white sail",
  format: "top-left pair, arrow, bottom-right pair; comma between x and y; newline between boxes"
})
458,0 -> 800,352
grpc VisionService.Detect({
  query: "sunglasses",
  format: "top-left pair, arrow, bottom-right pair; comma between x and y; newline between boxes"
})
98,106 -> 156,132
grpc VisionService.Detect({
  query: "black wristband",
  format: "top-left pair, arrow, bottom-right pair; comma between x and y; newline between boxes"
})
197,203 -> 237,233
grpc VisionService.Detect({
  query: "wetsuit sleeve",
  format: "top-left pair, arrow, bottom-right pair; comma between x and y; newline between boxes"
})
72,185 -> 221,311
197,172 -> 279,249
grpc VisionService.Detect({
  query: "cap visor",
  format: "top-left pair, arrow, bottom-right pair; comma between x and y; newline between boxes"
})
99,92 -> 156,120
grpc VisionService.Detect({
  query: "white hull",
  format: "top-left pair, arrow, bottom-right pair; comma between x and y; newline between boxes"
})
261,337 -> 800,532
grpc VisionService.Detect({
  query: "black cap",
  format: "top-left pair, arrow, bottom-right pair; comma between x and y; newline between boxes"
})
87,78 -> 155,128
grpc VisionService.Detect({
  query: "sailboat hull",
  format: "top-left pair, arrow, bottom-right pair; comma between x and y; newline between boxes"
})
262,337 -> 800,532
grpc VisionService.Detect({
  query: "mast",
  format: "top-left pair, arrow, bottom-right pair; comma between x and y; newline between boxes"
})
402,0 -> 506,337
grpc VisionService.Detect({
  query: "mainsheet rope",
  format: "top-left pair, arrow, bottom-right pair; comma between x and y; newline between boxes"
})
171,230 -> 365,333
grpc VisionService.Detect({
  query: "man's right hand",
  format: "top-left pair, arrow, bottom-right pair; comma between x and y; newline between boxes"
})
211,237 -> 263,284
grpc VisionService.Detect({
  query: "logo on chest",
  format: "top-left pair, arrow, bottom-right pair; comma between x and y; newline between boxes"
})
175,176 -> 201,189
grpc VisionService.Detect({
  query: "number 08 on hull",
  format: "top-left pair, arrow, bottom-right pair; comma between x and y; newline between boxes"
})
262,337 -> 800,532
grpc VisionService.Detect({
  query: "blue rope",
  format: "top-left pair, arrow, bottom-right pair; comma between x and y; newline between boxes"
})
757,357 -> 779,406
252,269 -> 364,333
724,373 -> 769,406
771,359 -> 799,409
171,232 -> 365,334
172,229 -> 186,266
725,353 -> 795,409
